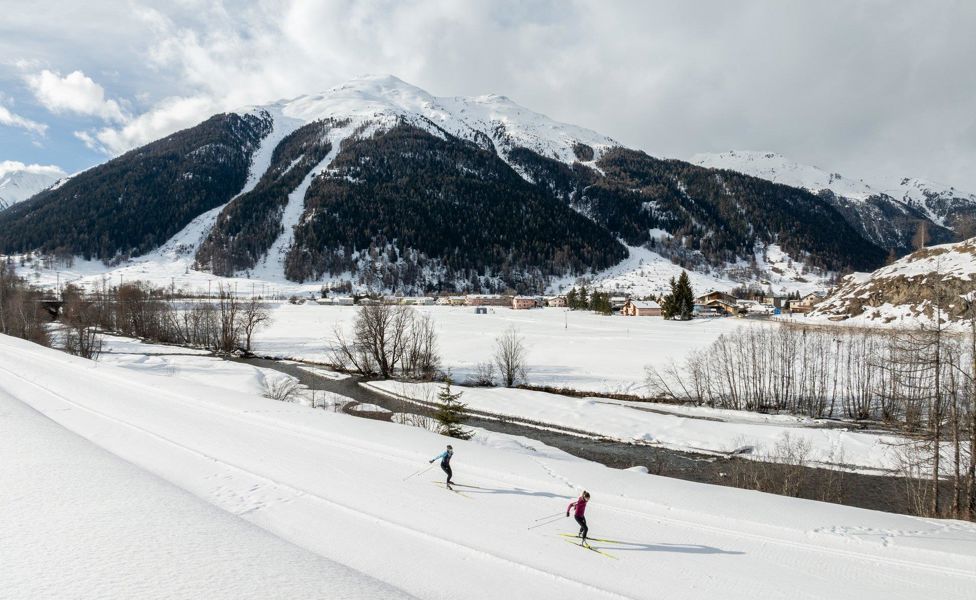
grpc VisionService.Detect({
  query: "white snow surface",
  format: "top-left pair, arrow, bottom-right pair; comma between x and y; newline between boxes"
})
0,348 -> 413,599
0,160 -> 66,209
2,333 -> 976,599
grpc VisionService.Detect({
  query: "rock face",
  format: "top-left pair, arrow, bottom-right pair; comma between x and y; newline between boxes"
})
811,238 -> 976,323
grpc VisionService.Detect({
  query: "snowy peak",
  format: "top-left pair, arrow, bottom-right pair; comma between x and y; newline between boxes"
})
0,161 -> 66,210
877,176 -> 976,227
690,151 -> 877,200
239,74 -> 619,165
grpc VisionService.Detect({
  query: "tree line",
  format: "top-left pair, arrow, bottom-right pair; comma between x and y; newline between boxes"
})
647,318 -> 976,519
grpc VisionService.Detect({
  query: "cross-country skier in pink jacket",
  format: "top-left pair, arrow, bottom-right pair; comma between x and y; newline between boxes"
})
567,491 -> 591,541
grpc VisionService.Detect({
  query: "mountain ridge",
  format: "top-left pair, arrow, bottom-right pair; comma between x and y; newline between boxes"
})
3,75 -> 962,293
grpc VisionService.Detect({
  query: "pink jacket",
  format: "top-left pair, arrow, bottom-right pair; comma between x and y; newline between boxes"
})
568,496 -> 588,517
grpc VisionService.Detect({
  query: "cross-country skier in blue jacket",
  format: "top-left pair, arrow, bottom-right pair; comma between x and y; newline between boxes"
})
430,444 -> 454,488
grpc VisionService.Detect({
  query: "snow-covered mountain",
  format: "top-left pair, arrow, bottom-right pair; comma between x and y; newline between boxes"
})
244,75 -> 619,166
691,151 -> 974,252
811,236 -> 976,324
691,151 -> 878,200
0,161 -> 65,210
0,76 -> 889,293
878,176 -> 976,229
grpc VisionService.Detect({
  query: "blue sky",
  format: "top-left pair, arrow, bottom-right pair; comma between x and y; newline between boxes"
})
2,1 -> 975,189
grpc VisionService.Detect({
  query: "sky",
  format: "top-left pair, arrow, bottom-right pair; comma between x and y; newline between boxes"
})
1,0 -> 975,189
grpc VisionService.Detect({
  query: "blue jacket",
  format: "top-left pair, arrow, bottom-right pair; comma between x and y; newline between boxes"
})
432,449 -> 453,464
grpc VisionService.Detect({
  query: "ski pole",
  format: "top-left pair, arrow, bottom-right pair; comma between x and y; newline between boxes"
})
403,463 -> 435,481
527,515 -> 565,530
532,511 -> 564,522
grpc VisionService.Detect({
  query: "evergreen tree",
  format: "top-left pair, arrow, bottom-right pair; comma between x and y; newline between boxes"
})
566,287 -> 578,309
577,285 -> 589,310
588,290 -> 612,315
434,380 -> 473,440
660,276 -> 677,319
661,271 -> 695,320
675,270 -> 695,320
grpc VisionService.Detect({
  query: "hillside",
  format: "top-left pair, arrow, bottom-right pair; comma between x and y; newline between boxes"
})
0,76 -> 896,293
810,237 -> 976,323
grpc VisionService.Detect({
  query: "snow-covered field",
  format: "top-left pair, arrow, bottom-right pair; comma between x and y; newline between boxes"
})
3,333 -> 976,599
253,304 -> 762,394
366,381 -> 904,473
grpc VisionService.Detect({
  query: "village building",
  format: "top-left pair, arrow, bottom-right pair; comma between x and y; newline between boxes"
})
609,296 -> 629,311
546,296 -> 567,308
693,303 -> 725,317
701,299 -> 739,316
695,290 -> 736,305
621,299 -> 661,316
791,291 -> 827,313
512,296 -> 539,310
465,294 -> 512,307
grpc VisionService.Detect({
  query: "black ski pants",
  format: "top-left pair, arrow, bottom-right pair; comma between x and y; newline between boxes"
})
575,515 -> 588,540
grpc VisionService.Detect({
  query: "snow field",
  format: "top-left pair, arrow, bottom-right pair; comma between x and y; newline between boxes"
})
254,303 -> 760,394
2,333 -> 976,599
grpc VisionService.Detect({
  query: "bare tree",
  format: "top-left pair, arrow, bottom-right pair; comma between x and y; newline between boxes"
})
61,284 -> 103,360
238,297 -> 272,354
494,326 -> 528,387
262,374 -> 301,402
331,304 -> 439,379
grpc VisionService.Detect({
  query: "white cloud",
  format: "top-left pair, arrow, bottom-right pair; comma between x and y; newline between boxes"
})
0,105 -> 47,135
26,69 -> 127,123
0,160 -> 65,179
77,95 -> 217,155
